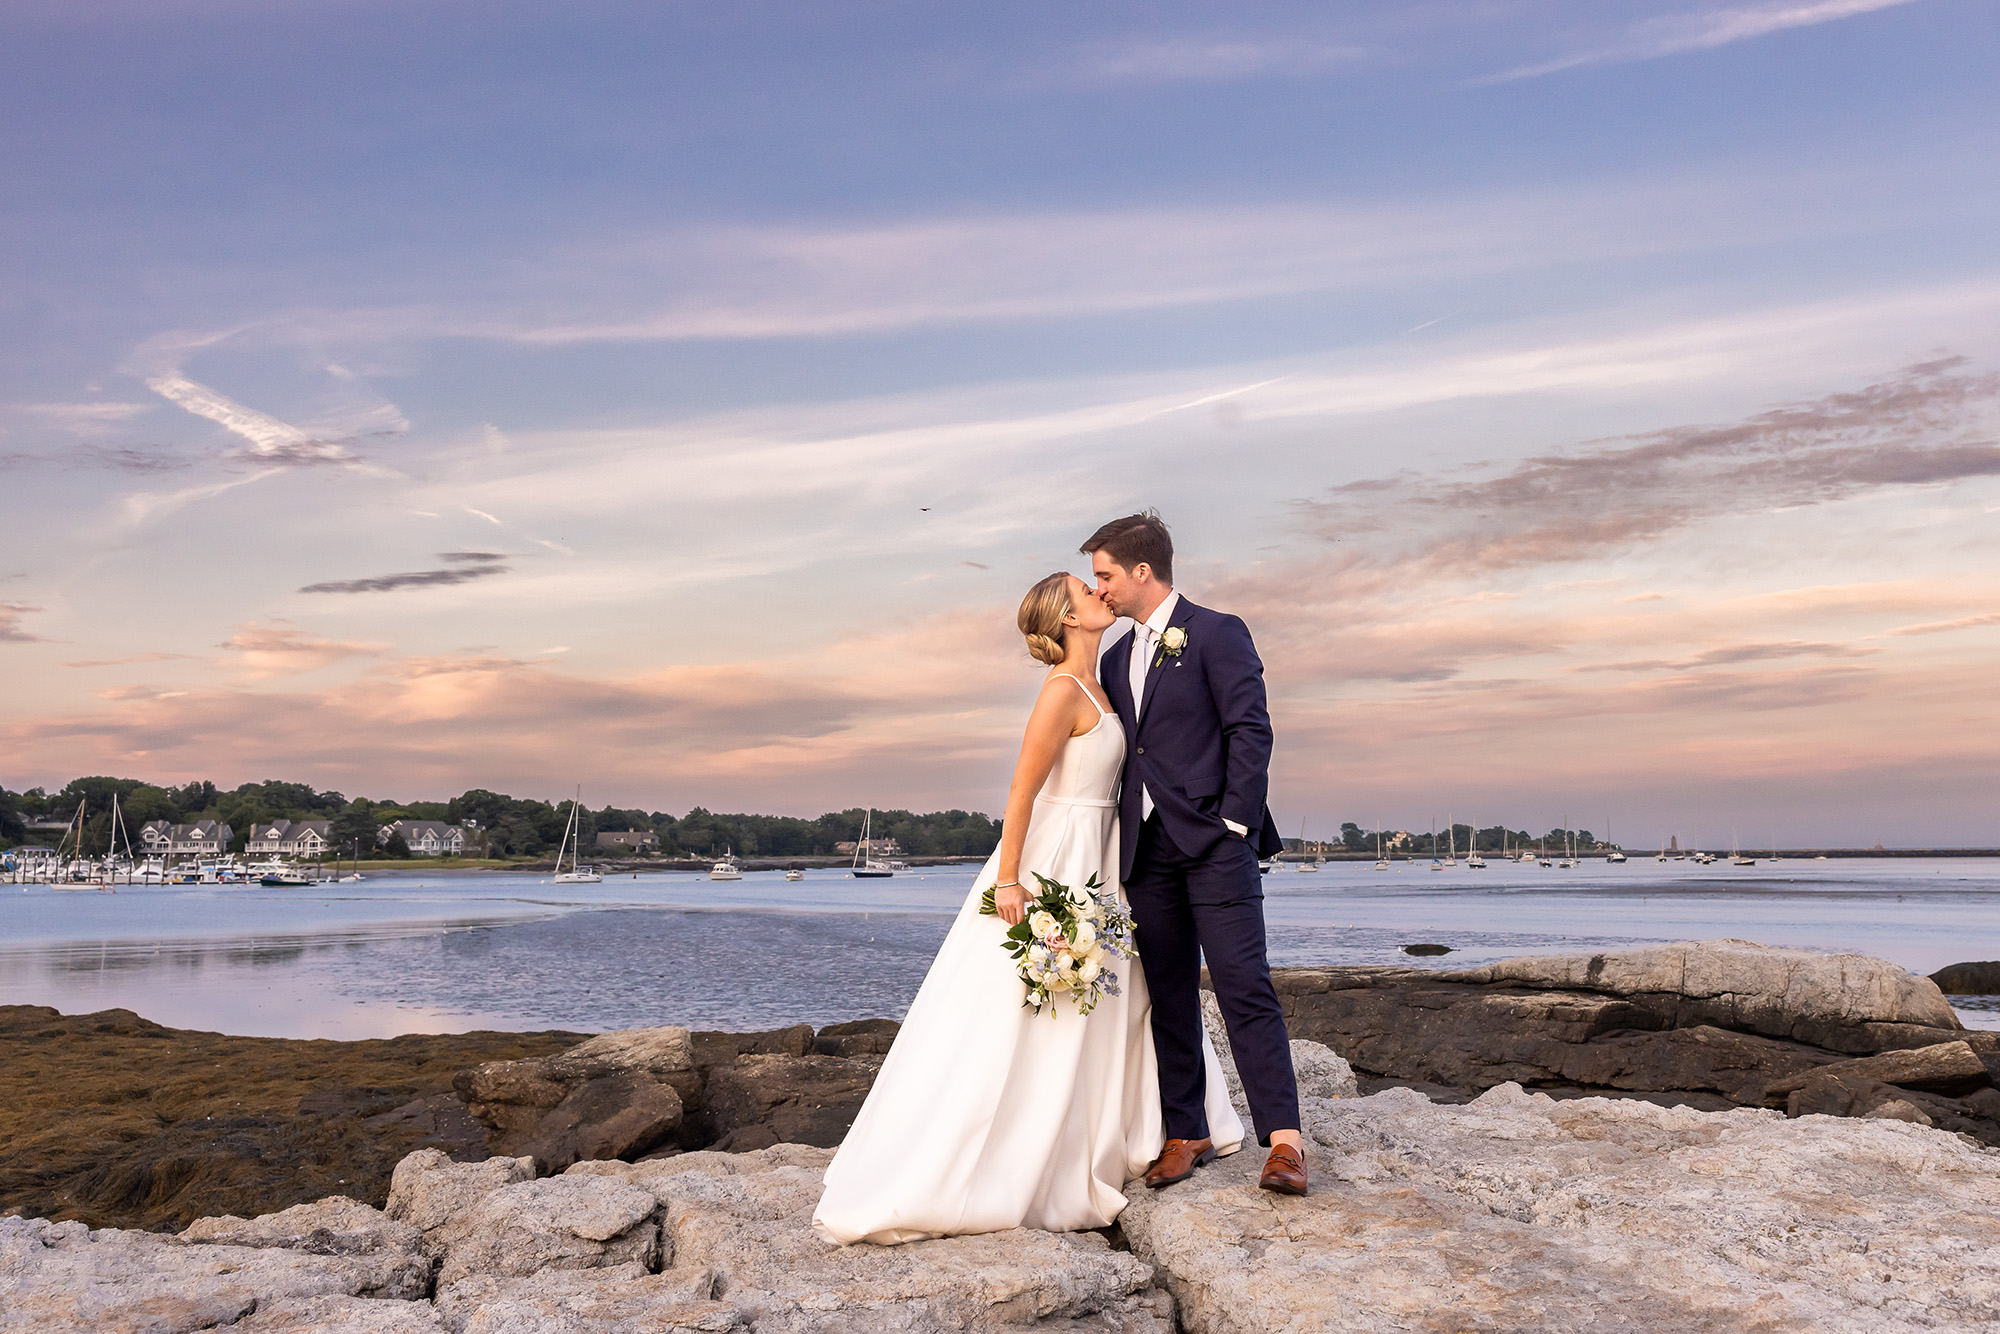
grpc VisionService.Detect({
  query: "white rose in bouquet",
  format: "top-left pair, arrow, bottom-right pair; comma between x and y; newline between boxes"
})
1028,943 -> 1050,965
1029,910 -> 1059,939
1073,920 -> 1097,951
1078,956 -> 1102,984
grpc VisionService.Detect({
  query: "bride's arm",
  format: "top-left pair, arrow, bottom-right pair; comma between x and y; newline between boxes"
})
992,683 -> 1083,925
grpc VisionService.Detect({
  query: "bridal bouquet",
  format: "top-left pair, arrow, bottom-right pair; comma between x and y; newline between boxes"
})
979,872 -> 1135,1016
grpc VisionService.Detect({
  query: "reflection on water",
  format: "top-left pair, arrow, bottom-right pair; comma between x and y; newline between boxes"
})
2,860 -> 1996,1037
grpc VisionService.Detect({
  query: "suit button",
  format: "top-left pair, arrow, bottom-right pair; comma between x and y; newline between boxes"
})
1136,747 -> 1145,754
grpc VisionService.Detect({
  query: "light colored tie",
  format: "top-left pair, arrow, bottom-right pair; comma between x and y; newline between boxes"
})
1131,625 -> 1156,820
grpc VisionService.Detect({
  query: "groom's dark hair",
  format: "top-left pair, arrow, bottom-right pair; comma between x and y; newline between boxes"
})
1081,511 -> 1173,584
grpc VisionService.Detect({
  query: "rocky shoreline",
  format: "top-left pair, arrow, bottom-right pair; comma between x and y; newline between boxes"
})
7,941 -> 2000,1330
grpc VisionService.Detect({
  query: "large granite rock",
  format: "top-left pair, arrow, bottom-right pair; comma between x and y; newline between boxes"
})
455,1028 -> 695,1171
428,1175 -> 663,1288
1764,1039 -> 1991,1097
384,1147 -> 661,1288
434,1264 -> 745,1333
0,1213 -> 430,1333
179,1195 -> 422,1259
699,1053 -> 886,1152
1933,960 -> 2000,995
233,1295 -> 447,1332
569,1144 -> 1174,1331
1444,939 -> 1964,1052
1269,945 -> 1999,1142
385,1149 -> 535,1240
1119,1082 -> 2000,1333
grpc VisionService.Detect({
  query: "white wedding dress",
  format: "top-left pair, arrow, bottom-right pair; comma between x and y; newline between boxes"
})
813,675 -> 1244,1246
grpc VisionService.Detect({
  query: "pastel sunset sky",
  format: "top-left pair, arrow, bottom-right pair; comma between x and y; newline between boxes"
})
4,0 -> 1997,847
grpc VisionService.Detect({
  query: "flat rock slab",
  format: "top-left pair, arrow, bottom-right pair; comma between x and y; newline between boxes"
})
571,1145 -> 1174,1332
1444,939 -> 1963,1051
1119,1083 -> 2000,1333
436,1264 -> 746,1333
233,1295 -> 447,1332
0,1214 -> 432,1334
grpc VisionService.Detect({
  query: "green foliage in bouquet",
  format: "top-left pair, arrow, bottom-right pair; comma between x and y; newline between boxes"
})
978,871 -> 1134,1015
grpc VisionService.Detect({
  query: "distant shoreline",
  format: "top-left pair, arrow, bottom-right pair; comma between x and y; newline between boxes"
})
1276,848 -> 2000,862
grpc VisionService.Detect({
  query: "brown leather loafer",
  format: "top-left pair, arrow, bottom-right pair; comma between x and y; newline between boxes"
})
1259,1142 -> 1308,1196
1144,1137 -> 1216,1189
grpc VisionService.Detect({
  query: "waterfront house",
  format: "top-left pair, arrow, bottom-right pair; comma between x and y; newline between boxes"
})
377,819 -> 466,856
138,820 -> 235,856
595,829 -> 659,852
245,819 -> 333,858
833,837 -> 903,857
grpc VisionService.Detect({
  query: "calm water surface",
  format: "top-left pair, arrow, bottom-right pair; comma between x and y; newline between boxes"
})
2,858 -> 1995,1038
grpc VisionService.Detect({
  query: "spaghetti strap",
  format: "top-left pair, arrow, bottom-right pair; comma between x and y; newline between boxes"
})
1049,672 -> 1109,717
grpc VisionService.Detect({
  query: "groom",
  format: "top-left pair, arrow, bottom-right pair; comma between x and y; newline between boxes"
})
1084,512 -> 1307,1196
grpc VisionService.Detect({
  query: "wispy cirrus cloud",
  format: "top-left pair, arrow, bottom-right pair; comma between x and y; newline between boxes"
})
146,373 -> 357,465
243,172 -> 1928,352
219,621 -> 388,676
1887,611 -> 2000,636
1578,639 -> 1878,673
61,651 -> 198,668
0,604 -> 46,644
1053,35 -> 1365,86
298,552 -> 511,595
1489,0 -> 1927,83
1294,356 -> 2000,588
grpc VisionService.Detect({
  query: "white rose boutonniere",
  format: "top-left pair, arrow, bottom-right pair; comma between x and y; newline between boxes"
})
1156,625 -> 1188,666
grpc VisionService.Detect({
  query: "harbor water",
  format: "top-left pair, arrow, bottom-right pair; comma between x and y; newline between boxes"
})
2,857 -> 1996,1039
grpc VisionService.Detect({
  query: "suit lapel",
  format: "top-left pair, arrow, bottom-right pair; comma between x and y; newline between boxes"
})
1103,631 -> 1137,728
1137,597 -> 1197,724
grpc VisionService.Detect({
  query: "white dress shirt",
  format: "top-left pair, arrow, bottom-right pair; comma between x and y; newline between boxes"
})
1127,590 -> 1248,838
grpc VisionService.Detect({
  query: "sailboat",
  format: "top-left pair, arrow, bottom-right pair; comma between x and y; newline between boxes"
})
1731,831 -> 1755,867
1604,816 -> 1626,864
1428,818 -> 1443,871
83,793 -> 133,891
551,788 -> 604,883
1466,818 -> 1487,869
1557,816 -> 1577,869
1373,823 -> 1389,871
1440,814 -> 1458,868
850,809 -> 895,878
1294,819 -> 1318,872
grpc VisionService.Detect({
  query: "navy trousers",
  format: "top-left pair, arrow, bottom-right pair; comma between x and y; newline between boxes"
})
1125,814 -> 1300,1146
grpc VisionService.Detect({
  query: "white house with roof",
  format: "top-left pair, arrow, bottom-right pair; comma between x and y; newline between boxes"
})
377,819 -> 467,856
138,820 -> 234,856
245,819 -> 332,858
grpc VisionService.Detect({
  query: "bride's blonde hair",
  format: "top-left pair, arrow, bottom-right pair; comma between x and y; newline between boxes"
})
1018,573 -> 1072,666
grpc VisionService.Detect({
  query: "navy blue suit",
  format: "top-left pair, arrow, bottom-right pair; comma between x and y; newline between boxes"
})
1102,597 -> 1298,1145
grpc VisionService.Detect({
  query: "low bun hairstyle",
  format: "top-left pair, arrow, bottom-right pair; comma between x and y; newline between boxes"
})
1018,572 -> 1073,666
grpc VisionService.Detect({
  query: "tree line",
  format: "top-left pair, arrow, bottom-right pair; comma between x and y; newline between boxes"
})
0,777 -> 1000,860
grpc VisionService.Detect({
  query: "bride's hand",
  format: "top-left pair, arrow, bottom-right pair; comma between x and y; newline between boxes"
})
994,880 -> 1028,926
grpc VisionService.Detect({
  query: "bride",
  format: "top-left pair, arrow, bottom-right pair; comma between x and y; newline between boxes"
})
813,573 -> 1243,1245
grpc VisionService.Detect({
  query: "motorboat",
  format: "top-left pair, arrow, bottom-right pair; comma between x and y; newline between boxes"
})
709,856 -> 744,881
785,866 -> 805,882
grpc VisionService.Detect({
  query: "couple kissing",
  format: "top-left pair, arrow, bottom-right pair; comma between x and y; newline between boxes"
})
815,510 -> 1304,1246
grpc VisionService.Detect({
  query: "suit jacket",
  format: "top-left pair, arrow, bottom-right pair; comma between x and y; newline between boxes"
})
1102,596 -> 1285,882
